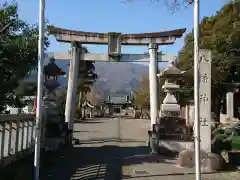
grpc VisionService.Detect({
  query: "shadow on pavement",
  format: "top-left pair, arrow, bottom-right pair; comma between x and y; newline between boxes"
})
79,138 -> 146,144
40,145 -> 121,180
39,145 -> 176,180
73,130 -> 99,133
0,149 -> 66,180
75,120 -> 103,124
1,145 -> 177,180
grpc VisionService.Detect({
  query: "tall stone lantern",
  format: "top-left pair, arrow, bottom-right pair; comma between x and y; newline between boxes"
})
159,59 -> 183,117
43,57 -> 66,150
157,59 -> 189,142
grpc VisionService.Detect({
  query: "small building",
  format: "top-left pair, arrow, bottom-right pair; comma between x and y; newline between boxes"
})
5,96 -> 35,114
101,95 -> 135,117
81,100 -> 94,118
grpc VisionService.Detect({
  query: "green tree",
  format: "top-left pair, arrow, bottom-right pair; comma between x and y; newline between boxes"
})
75,58 -> 98,117
14,81 -> 37,96
56,89 -> 67,115
178,1 -> 240,119
134,74 -> 165,109
86,86 -> 100,105
76,60 -> 98,106
134,75 -> 150,109
0,2 -> 49,111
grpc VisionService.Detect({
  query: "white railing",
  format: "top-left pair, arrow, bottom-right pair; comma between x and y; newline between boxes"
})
0,114 -> 36,167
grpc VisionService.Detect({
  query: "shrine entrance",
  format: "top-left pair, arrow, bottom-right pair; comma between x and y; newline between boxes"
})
114,107 -> 121,114
48,26 -> 185,150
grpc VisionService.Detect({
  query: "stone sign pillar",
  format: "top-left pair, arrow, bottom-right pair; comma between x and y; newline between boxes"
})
199,49 -> 212,153
226,91 -> 234,118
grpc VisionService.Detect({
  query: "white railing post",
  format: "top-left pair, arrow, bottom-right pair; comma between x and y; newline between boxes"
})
0,122 -> 6,159
7,120 -> 12,155
0,114 -> 36,167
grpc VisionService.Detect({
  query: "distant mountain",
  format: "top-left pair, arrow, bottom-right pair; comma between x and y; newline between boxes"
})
26,60 -> 149,98
94,62 -> 148,97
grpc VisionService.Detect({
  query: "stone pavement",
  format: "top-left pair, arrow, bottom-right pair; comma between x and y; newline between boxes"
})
39,118 -> 240,180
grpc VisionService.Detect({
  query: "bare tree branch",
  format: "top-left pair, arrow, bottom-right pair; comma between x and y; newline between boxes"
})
124,0 -> 193,12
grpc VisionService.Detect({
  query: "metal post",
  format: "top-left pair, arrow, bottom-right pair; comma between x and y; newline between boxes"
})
65,60 -> 73,126
34,0 -> 45,180
193,0 -> 201,179
65,43 -> 80,144
148,43 -> 158,128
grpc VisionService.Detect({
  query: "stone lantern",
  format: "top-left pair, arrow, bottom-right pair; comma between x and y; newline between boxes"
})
157,59 -> 189,141
43,57 -> 66,96
42,57 -> 66,150
159,59 -> 183,117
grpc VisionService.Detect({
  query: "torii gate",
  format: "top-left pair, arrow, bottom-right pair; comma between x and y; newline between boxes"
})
48,26 -> 186,146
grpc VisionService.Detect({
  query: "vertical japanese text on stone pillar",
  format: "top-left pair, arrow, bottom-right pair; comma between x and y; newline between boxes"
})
199,49 -> 212,153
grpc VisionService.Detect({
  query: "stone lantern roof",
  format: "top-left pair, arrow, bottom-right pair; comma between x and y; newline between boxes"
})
43,57 -> 66,76
160,59 -> 184,78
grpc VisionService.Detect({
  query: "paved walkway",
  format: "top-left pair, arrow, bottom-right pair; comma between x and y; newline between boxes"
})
2,118 -> 240,180
40,118 -> 240,180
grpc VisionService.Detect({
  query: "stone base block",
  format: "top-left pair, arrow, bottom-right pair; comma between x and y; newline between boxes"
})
202,153 -> 223,171
177,150 -> 223,171
178,150 -> 195,167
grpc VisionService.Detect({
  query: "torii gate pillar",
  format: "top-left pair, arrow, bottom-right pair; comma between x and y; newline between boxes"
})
148,43 -> 159,128
65,42 -> 81,145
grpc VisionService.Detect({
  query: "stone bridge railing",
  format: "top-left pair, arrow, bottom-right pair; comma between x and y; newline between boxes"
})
0,114 -> 36,168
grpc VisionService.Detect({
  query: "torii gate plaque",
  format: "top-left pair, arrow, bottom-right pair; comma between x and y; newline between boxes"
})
48,26 -> 185,147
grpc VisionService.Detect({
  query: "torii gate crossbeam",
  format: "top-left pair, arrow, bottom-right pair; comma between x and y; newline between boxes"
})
48,26 -> 185,45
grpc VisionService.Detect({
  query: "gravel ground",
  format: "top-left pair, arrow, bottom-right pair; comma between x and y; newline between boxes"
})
38,118 -> 240,180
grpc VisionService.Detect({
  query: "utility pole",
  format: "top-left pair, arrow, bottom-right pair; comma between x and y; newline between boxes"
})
34,0 -> 45,180
193,0 -> 201,179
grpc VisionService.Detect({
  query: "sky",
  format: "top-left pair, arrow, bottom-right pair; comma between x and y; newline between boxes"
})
16,0 -> 229,56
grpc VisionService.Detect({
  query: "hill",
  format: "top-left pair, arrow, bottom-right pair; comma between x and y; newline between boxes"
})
25,60 -> 149,97
94,62 -> 148,97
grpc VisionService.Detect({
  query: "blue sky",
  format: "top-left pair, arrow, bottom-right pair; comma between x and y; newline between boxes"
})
17,0 -> 229,55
